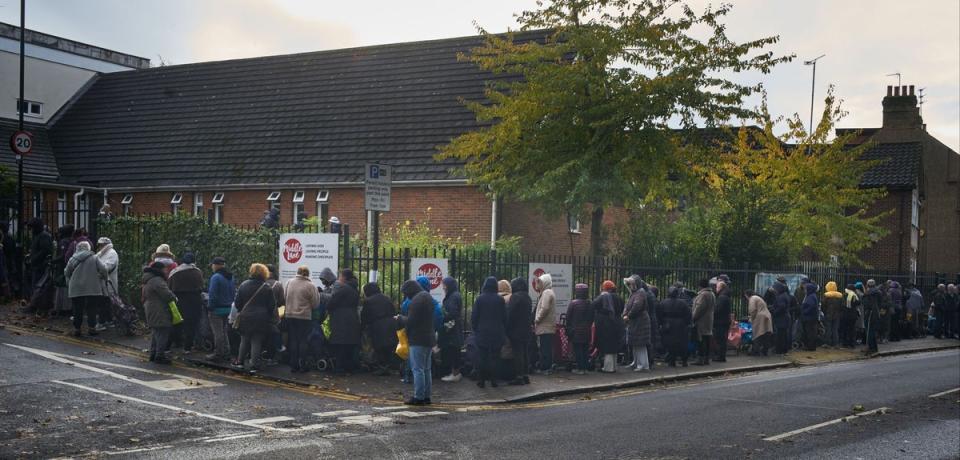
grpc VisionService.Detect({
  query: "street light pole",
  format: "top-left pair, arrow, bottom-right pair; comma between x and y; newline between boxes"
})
804,54 -> 825,137
17,0 -> 26,301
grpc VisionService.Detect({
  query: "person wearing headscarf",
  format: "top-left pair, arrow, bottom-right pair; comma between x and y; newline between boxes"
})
533,273 -> 557,374
505,277 -> 533,384
691,278 -> 716,366
594,280 -> 624,373
65,241 -> 108,336
471,276 -> 507,388
771,281 -> 792,354
439,277 -> 464,382
141,261 -> 177,364
658,285 -> 692,367
566,284 -> 594,374
861,280 -> 882,354
840,284 -> 861,348
327,269 -> 361,373
168,252 -> 204,352
713,281 -> 732,362
746,289 -> 773,356
801,281 -> 820,351
95,237 -> 119,331
360,282 -> 398,376
623,275 -> 651,371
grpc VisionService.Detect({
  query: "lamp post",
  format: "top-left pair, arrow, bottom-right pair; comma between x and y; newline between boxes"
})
804,54 -> 825,137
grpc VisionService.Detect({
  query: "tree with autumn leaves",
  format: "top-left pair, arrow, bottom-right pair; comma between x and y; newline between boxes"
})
442,0 -> 886,266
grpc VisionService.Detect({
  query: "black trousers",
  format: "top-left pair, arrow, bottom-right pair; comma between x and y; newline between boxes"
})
331,344 -> 358,372
478,346 -> 499,383
774,326 -> 790,354
286,318 -> 312,370
97,295 -> 112,324
802,320 -> 818,351
71,295 -> 98,331
714,325 -> 729,360
698,334 -> 711,362
511,341 -> 528,378
441,344 -> 461,374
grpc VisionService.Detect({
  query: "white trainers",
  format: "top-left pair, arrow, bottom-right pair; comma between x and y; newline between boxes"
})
94,323 -> 107,332
441,373 -> 462,382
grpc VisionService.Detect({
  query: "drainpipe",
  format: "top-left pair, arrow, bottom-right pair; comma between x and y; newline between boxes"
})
73,188 -> 85,227
490,194 -> 498,249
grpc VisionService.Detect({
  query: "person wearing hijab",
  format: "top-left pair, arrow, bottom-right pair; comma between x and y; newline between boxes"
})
533,273 -> 557,374
594,280 -> 624,373
801,281 -> 820,351
505,277 -> 533,384
623,275 -> 652,371
691,278 -> 716,366
439,277 -> 464,382
659,285 -> 693,366
471,277 -> 507,388
360,282 -> 398,376
713,281 -> 732,362
566,284 -> 594,374
746,289 -> 773,356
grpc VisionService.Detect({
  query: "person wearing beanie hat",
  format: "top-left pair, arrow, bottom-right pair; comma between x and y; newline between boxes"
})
169,252 -> 204,352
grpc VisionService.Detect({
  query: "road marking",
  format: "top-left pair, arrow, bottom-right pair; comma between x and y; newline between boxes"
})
763,407 -> 891,441
324,432 -> 360,439
372,406 -> 408,411
392,411 -> 448,418
339,415 -> 393,425
102,445 -> 174,456
241,416 -> 295,425
5,343 -> 222,391
313,409 -> 359,417
928,387 -> 960,398
202,433 -> 259,443
52,380 -> 279,431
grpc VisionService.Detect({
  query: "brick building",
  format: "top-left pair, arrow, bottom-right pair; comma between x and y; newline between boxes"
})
2,23 -> 956,267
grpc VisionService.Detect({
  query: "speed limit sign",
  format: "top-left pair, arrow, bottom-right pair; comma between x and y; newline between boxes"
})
10,130 -> 33,156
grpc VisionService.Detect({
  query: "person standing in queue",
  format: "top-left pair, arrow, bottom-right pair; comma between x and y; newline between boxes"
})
397,279 -> 436,405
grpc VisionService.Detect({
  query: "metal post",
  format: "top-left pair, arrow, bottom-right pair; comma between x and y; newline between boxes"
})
803,54 -> 825,136
17,0 -> 26,300
370,211 -> 380,283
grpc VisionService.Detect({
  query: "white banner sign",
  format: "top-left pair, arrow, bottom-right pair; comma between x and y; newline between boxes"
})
410,258 -> 448,303
278,233 -> 340,284
528,263 -> 573,317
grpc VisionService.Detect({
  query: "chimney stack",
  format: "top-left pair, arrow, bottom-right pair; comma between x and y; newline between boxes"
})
882,84 -> 922,129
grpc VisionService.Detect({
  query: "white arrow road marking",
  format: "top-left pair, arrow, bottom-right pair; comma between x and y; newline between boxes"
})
5,343 -> 223,391
763,407 -> 891,441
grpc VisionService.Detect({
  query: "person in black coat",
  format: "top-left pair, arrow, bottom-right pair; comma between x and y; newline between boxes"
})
566,283 -> 594,374
659,286 -> 693,367
327,269 -> 361,373
471,276 -> 507,388
439,277 -> 464,382
771,282 -> 792,354
397,279 -> 437,405
713,281 -> 732,362
361,282 -> 398,376
594,281 -> 625,373
505,277 -> 532,385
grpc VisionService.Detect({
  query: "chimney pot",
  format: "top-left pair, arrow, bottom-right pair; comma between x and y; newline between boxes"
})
887,85 -> 893,96
909,85 -> 915,95
894,86 -> 901,96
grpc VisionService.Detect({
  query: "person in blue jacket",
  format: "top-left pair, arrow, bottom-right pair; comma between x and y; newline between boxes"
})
206,256 -> 235,362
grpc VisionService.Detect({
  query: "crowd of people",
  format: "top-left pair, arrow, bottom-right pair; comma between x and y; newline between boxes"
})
6,227 -> 959,406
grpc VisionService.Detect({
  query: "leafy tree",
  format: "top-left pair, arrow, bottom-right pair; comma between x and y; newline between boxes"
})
701,87 -> 888,266
439,0 -> 792,258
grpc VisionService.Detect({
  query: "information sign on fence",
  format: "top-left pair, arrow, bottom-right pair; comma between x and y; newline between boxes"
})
364,163 -> 391,212
410,258 -> 448,303
754,272 -> 807,294
278,233 -> 340,284
528,263 -> 573,317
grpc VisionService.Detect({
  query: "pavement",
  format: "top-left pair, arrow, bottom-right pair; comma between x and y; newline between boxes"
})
2,326 -> 957,459
2,305 -> 959,405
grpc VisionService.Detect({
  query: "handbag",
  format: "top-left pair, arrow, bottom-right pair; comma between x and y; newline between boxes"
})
395,328 -> 410,360
232,283 -> 269,330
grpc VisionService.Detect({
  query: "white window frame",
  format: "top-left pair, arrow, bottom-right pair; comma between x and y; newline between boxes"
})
316,190 -> 330,232
214,204 -> 224,224
211,192 -> 225,204
316,190 -> 330,203
32,190 -> 43,220
120,194 -> 134,205
267,191 -> 281,211
17,99 -> 42,118
292,191 -> 305,224
76,194 -> 89,229
193,192 -> 204,216
120,194 -> 133,216
171,192 -> 183,214
568,213 -> 581,234
57,191 -> 67,227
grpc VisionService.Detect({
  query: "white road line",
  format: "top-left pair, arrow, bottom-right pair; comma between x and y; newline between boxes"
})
339,415 -> 393,425
241,416 -> 295,425
324,432 -> 360,439
102,445 -> 174,456
6,343 -> 222,391
52,380 -> 278,431
763,407 -> 891,442
202,433 -> 259,443
928,387 -> 960,398
391,411 -> 449,418
372,406 -> 408,411
313,409 -> 359,417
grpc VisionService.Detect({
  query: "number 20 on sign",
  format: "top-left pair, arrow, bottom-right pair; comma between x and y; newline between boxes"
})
10,130 -> 33,157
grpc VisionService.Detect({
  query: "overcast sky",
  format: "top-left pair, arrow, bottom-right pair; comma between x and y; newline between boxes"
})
2,0 -> 957,151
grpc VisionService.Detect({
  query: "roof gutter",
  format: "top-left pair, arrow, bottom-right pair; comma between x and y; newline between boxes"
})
24,178 -> 106,192
104,179 -> 469,193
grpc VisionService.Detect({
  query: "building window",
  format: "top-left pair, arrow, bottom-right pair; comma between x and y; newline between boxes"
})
57,191 -> 67,227
316,190 -> 330,232
16,99 -> 43,118
568,213 -> 581,234
121,194 -> 133,216
193,192 -> 204,216
76,194 -> 89,229
212,192 -> 224,224
267,191 -> 281,212
292,191 -> 305,224
32,191 -> 43,220
170,192 -> 183,214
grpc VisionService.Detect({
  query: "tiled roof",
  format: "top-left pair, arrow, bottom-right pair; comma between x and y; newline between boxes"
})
0,119 -> 60,181
859,142 -> 920,189
50,31 -> 546,188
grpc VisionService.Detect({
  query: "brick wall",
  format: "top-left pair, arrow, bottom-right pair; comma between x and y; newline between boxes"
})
858,190 -> 911,271
500,200 -> 630,256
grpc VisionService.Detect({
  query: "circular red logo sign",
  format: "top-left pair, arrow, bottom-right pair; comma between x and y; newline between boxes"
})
532,268 -> 546,290
283,238 -> 303,263
416,263 -> 444,290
